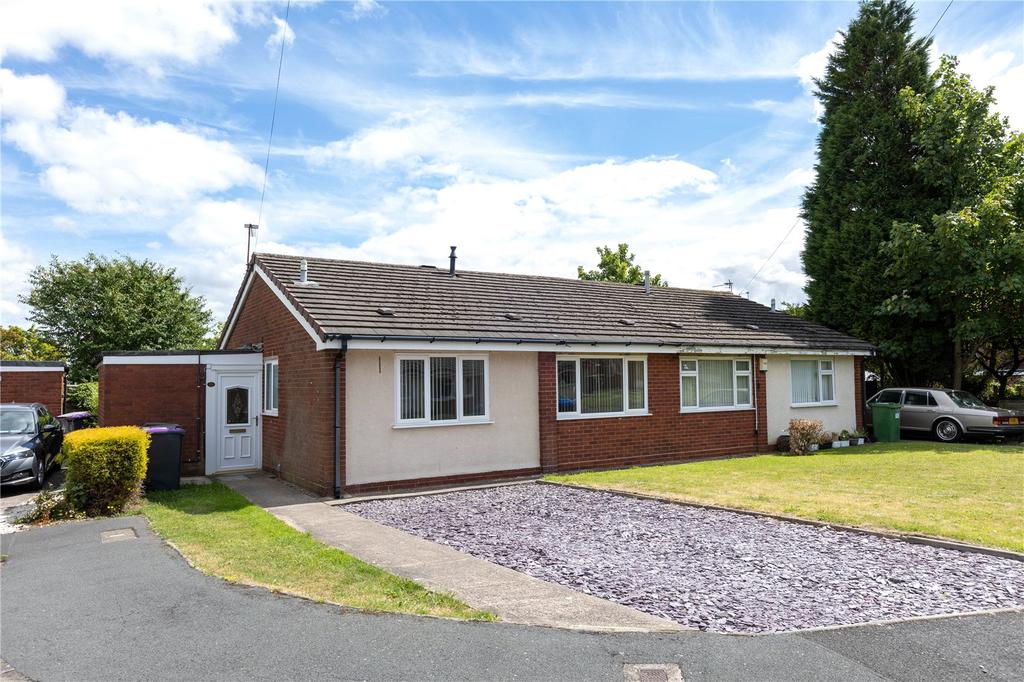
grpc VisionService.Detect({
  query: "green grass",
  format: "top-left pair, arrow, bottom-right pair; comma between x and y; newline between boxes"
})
547,441 -> 1024,552
142,483 -> 493,620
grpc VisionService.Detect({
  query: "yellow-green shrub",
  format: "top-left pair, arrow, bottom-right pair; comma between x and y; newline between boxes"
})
62,426 -> 149,516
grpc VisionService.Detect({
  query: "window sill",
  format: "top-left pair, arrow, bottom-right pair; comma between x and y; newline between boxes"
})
263,410 -> 279,417
679,406 -> 753,414
393,419 -> 494,430
790,402 -> 838,408
557,411 -> 650,421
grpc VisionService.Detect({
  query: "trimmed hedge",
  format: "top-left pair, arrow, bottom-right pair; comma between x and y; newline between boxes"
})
62,426 -> 149,516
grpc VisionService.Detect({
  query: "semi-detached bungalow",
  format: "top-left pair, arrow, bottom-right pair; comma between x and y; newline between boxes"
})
98,252 -> 875,497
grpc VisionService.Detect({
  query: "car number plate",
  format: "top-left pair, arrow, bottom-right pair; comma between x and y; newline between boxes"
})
1010,417 -> 1020,425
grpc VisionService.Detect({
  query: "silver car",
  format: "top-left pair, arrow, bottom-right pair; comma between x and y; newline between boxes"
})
867,388 -> 1024,443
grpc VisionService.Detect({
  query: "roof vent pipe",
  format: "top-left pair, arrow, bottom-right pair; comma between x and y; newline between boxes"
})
449,246 -> 457,277
771,298 -> 776,311
299,259 -> 308,283
644,270 -> 651,296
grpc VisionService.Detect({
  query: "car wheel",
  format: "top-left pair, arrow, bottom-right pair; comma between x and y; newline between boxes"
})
35,458 -> 47,488
933,418 -> 962,443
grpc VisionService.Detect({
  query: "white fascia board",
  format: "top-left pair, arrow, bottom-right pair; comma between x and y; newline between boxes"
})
102,353 -> 261,366
0,366 -> 65,373
218,268 -> 255,350
250,266 -> 340,351
344,339 -> 872,356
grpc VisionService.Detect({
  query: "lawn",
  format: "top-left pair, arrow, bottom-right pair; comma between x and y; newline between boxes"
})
546,441 -> 1024,552
142,482 -> 493,621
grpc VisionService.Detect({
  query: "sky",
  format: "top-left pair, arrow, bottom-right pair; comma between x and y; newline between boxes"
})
1,0 -> 1022,329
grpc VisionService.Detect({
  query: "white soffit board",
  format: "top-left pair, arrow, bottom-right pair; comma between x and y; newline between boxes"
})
102,353 -> 262,366
0,366 -> 65,373
344,339 -> 871,356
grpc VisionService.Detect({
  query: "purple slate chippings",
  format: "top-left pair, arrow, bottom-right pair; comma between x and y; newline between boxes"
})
347,484 -> 1024,633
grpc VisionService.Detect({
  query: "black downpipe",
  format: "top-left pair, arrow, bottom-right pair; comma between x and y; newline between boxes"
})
333,338 -> 348,498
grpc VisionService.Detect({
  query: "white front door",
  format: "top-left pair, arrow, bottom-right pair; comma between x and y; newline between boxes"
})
206,367 -> 262,474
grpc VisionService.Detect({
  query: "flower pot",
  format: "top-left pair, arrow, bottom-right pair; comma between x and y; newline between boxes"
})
833,440 -> 847,448
819,442 -> 832,450
853,437 -> 865,446
808,444 -> 819,452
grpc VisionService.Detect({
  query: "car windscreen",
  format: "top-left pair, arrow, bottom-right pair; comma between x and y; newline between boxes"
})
0,410 -> 36,434
947,391 -> 988,409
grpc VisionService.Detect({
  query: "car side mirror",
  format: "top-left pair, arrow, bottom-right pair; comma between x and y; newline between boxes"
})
43,423 -> 61,433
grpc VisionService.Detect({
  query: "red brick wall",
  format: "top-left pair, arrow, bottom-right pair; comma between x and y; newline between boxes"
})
854,356 -> 865,431
0,370 -> 64,416
538,353 -> 770,473
225,274 -> 338,496
98,363 -> 205,476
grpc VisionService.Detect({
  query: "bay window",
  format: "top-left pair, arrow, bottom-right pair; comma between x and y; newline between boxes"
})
556,356 -> 647,418
396,355 -> 489,425
790,359 -> 835,406
679,357 -> 752,411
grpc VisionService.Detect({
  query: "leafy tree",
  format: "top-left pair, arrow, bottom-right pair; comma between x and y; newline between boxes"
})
577,244 -> 667,286
801,0 -> 937,384
882,57 -> 1023,392
779,301 -> 809,319
0,325 -> 62,361
22,254 -> 213,382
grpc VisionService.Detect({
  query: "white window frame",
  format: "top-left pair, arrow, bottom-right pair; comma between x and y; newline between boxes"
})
556,355 -> 649,420
790,358 -> 837,407
394,354 -> 491,427
263,357 -> 279,416
679,356 -> 754,413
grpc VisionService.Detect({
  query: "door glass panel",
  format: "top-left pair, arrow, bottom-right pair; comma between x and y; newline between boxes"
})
226,387 -> 249,425
904,391 -> 929,406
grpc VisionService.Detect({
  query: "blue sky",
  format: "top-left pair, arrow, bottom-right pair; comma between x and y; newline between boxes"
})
2,0 -> 1022,328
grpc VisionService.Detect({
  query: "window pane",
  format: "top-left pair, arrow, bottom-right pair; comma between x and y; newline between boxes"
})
399,359 -> 425,420
557,360 -> 577,413
580,358 -> 623,414
735,359 -> 751,372
680,359 -> 697,373
627,360 -> 645,410
736,374 -> 750,406
462,359 -> 486,417
876,389 -> 903,404
821,373 -> 834,402
430,357 -> 457,421
820,360 -> 833,371
698,359 -> 734,407
791,360 -> 819,403
681,375 -> 697,407
226,387 -> 249,424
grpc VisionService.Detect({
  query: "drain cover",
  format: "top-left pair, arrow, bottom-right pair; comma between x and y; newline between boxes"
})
623,664 -> 683,682
100,528 -> 138,543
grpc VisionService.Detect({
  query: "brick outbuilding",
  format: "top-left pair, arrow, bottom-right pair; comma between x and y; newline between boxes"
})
0,360 -> 65,416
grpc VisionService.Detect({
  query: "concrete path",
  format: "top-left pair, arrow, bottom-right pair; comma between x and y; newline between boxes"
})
3,517 -> 1021,681
219,473 -> 685,632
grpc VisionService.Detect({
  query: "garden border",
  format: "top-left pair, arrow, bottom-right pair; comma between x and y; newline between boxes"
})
539,480 -> 1024,562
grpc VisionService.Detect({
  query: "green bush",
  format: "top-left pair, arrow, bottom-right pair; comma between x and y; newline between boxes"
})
65,381 -> 98,414
16,489 -> 84,525
62,426 -> 149,516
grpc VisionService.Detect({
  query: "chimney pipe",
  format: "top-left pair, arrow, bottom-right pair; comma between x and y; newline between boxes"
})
644,270 -> 651,296
770,297 -> 776,311
449,246 -> 457,277
299,259 -> 308,283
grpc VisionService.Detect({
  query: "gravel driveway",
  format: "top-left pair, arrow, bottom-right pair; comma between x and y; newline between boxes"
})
348,484 -> 1024,633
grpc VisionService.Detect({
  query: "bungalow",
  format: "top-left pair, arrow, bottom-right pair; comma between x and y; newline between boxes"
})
98,251 -> 874,496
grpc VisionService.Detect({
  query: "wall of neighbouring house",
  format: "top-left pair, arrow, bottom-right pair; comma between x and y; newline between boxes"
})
224,273 -> 338,495
0,367 -> 65,417
764,354 -> 859,442
538,352 -> 770,473
345,350 -> 540,491
98,361 -> 206,476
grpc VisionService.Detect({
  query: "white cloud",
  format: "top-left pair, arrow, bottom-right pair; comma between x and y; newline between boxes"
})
0,231 -> 35,325
0,68 -> 65,122
795,31 -> 841,91
265,16 -> 295,54
2,69 -> 262,215
0,0 -> 253,66
348,0 -> 386,21
956,45 -> 1024,129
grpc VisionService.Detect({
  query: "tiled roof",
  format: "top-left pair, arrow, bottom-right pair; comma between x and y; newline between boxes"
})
250,253 -> 875,352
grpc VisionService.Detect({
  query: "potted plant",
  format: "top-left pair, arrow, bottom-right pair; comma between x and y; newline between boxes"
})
849,429 -> 866,446
818,432 -> 833,450
833,431 -> 848,448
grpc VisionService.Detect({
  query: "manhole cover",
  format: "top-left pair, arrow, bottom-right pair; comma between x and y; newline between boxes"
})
623,663 -> 683,682
100,528 -> 138,543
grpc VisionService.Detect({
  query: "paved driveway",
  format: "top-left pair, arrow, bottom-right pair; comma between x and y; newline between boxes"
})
2,517 -> 1022,681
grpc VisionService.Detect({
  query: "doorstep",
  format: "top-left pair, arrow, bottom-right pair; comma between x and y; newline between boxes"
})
219,472 -> 685,633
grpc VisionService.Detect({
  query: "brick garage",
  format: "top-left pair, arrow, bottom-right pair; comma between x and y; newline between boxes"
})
0,361 -> 65,416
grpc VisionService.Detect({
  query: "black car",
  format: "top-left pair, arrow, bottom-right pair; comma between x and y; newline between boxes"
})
1,403 -> 63,488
